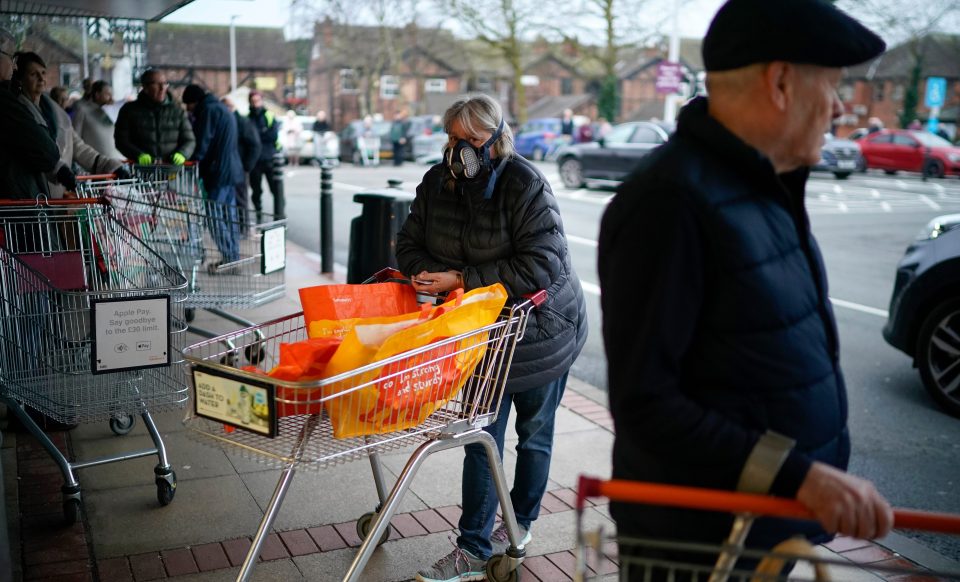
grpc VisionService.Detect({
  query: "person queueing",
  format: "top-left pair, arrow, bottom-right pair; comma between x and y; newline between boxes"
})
181,84 -> 243,271
247,90 -> 284,220
598,1 -> 893,580
114,69 -> 195,168
72,80 -> 122,159
0,30 -> 59,199
399,94 -> 588,582
13,52 -> 127,199
221,96 -> 261,229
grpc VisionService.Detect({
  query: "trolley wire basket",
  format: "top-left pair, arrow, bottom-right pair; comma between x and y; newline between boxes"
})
574,476 -> 960,581
78,171 -> 287,311
0,197 -> 189,522
182,269 -> 545,581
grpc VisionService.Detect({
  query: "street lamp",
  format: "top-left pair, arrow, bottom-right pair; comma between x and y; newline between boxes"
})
229,15 -> 238,93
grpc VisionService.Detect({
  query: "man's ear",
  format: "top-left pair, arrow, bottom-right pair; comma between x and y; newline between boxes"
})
761,62 -> 791,112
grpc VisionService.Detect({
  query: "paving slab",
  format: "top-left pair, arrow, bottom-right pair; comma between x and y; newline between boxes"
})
547,428 -> 614,488
71,429 -> 236,490
85,474 -> 263,558
162,559 -> 305,581
294,532 -> 461,582
239,460 -> 426,531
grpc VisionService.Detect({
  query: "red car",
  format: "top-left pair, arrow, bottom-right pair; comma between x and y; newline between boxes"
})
856,129 -> 960,179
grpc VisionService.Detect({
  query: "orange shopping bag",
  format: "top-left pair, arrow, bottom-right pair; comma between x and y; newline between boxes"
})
299,282 -> 419,339
323,284 -> 508,438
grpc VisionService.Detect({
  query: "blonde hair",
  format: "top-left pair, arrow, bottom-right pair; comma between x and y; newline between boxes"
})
442,94 -> 514,158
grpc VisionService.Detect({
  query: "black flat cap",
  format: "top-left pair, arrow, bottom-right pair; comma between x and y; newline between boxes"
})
181,84 -> 206,105
702,0 -> 885,71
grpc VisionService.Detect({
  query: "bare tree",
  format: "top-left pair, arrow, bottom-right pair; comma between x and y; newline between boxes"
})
439,0 -> 551,124
839,0 -> 959,127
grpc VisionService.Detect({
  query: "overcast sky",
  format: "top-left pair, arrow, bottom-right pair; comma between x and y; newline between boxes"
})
162,0 -> 727,40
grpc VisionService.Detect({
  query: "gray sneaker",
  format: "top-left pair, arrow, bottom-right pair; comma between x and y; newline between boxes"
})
490,522 -> 532,555
415,546 -> 487,582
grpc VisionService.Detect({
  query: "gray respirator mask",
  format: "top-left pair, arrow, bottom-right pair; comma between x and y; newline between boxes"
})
445,119 -> 507,198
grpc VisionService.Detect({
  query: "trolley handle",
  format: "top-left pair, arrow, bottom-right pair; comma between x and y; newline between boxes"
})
576,476 -> 960,535
0,197 -> 109,207
124,159 -> 197,167
77,174 -> 122,182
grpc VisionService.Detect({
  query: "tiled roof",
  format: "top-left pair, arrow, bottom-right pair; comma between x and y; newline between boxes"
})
846,34 -> 960,80
147,22 -> 293,70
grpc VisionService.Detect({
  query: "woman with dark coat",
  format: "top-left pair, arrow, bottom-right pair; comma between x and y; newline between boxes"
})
397,94 -> 587,582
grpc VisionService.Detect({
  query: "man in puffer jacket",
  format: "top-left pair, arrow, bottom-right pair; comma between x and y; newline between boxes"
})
114,69 -> 195,166
0,31 -> 58,199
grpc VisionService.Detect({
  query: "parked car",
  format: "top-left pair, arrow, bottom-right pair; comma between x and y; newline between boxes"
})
514,116 -> 589,161
339,119 -> 393,165
278,115 -> 340,166
554,121 -> 673,189
405,114 -> 447,163
883,214 -> 960,416
813,133 -> 862,179
856,129 -> 960,179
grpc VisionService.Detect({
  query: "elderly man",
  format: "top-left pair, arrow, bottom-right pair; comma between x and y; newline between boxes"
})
0,29 -> 59,198
114,69 -> 195,165
598,0 -> 892,578
182,84 -> 243,269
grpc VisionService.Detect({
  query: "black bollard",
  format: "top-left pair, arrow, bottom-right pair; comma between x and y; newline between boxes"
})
272,151 -> 286,219
320,161 -> 334,274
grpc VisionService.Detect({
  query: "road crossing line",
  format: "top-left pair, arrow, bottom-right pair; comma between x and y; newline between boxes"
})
919,195 -> 942,210
881,202 -> 892,212
567,234 -> 599,248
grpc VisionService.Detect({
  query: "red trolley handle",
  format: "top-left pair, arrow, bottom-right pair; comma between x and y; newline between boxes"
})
0,197 -> 108,207
76,174 -> 122,182
577,476 -> 960,535
367,267 -> 548,307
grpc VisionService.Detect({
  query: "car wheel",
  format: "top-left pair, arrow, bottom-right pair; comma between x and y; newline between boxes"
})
833,172 -> 851,179
916,298 -> 960,417
559,158 -> 584,189
352,149 -> 362,165
884,170 -> 897,175
532,147 -> 544,161
923,159 -> 945,180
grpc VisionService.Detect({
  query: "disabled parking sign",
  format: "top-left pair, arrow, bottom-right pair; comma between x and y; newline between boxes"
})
925,77 -> 946,108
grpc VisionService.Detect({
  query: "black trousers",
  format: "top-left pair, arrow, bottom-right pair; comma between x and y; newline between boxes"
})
249,158 -> 284,218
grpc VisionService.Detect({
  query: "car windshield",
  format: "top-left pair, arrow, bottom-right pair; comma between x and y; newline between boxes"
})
911,131 -> 953,148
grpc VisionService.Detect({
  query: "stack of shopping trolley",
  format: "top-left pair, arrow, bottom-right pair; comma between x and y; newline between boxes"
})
0,196 -> 188,523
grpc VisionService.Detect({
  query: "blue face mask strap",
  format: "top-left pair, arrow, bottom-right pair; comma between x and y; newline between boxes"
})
483,157 -> 508,199
480,118 -> 505,167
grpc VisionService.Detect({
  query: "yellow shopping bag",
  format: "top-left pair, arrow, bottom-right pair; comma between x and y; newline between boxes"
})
323,284 -> 508,438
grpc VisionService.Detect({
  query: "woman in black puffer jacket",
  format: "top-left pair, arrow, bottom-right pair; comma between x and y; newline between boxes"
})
397,94 -> 587,582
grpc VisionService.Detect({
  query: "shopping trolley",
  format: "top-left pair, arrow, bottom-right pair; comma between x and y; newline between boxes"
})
356,134 -> 381,166
78,169 -> 286,349
0,197 -> 188,524
182,269 -> 545,582
575,476 -> 960,581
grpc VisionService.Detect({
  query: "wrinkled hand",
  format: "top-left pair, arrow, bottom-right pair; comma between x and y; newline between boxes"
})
56,166 -> 77,192
410,270 -> 461,294
796,462 -> 893,539
137,153 -> 153,165
114,166 -> 132,180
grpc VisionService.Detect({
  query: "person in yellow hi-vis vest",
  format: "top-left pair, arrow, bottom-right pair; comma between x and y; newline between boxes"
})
247,90 -> 284,220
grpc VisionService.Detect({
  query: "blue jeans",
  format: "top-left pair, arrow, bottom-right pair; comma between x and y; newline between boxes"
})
457,372 -> 568,559
206,185 -> 240,263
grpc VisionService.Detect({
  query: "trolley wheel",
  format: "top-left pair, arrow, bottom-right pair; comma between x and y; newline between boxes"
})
109,414 -> 136,435
356,512 -> 390,548
219,352 -> 237,367
185,308 -> 195,323
62,498 -> 81,525
245,343 -> 266,365
156,472 -> 177,506
486,554 -> 521,582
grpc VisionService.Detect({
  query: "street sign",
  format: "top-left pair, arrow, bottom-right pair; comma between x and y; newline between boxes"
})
925,77 -> 947,108
656,61 -> 683,95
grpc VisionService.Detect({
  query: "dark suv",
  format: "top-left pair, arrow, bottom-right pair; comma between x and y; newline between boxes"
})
883,214 -> 960,416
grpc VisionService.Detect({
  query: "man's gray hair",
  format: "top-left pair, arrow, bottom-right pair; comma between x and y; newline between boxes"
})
442,94 -> 514,159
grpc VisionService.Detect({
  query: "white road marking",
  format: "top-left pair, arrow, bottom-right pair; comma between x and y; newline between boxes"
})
919,195 -> 942,210
567,234 -> 599,248
837,202 -> 849,212
333,182 -> 365,192
881,201 -> 892,212
833,184 -> 843,194
933,182 -> 946,198
871,189 -> 880,198
896,180 -> 908,189
830,297 -> 888,318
